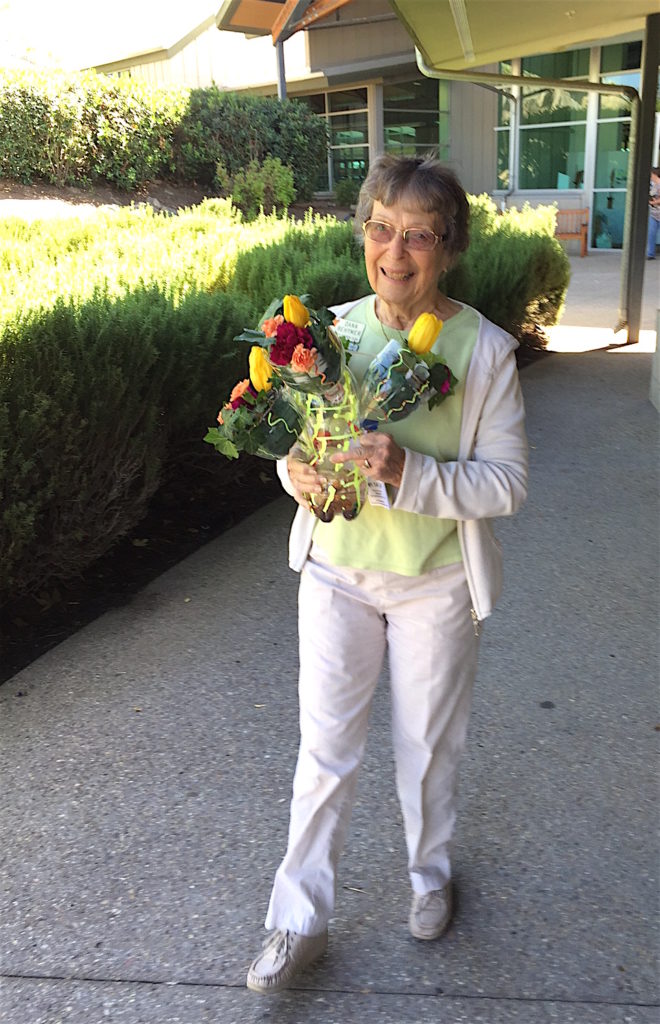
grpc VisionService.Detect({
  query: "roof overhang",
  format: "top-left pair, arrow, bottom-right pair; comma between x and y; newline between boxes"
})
389,0 -> 659,70
216,0 -> 353,43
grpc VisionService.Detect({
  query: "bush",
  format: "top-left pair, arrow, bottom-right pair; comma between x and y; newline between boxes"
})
216,156 -> 296,221
0,293 -> 166,600
0,195 -> 567,605
0,69 -> 186,189
175,88 -> 327,199
0,285 -> 255,605
446,196 -> 569,340
226,215 -> 369,309
0,70 -> 327,198
334,178 -> 362,207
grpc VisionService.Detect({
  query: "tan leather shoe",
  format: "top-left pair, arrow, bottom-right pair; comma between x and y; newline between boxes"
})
247,928 -> 328,993
409,882 -> 453,940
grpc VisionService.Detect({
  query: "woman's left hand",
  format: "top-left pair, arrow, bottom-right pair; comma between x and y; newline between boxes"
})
331,432 -> 406,488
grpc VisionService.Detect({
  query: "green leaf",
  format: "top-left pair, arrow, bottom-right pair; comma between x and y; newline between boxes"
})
203,428 -> 239,459
234,328 -> 268,345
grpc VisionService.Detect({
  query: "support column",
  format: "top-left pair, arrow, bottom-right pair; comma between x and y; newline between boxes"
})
276,41 -> 287,100
619,13 -> 660,343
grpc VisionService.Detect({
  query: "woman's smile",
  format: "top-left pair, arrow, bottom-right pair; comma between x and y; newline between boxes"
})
365,200 -> 449,327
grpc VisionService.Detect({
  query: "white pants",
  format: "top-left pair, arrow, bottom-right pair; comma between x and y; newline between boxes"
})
264,552 -> 480,936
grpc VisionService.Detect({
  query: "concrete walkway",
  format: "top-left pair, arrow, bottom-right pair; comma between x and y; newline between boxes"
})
1,257 -> 658,1024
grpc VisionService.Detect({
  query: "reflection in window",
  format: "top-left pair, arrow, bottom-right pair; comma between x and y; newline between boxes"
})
497,128 -> 510,189
595,121 -> 631,189
293,89 -> 368,191
521,87 -> 588,125
519,125 -> 586,190
383,79 -> 448,161
522,50 -> 589,79
592,191 -> 626,249
601,41 -> 642,74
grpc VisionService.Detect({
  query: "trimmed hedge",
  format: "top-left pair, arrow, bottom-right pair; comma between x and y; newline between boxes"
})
0,69 -> 327,198
445,195 -> 569,338
0,198 -> 568,606
177,87 -> 328,199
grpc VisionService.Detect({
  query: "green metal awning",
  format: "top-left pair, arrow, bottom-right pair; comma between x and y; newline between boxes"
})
390,0 -> 658,69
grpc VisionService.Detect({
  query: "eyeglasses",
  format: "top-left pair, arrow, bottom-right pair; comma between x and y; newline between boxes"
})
362,219 -> 446,252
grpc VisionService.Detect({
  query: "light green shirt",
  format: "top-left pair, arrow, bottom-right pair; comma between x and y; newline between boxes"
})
312,295 -> 479,575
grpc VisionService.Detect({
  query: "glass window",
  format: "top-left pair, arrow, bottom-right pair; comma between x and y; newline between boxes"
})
329,112 -> 368,145
295,93 -> 326,116
594,121 -> 631,189
601,41 -> 643,74
521,87 -> 588,125
328,89 -> 367,113
598,79 -> 638,121
383,77 -> 445,160
496,129 -> 510,189
497,91 -> 511,126
522,49 -> 589,80
592,191 -> 626,249
382,77 -> 438,113
519,124 -> 586,189
331,146 -> 369,183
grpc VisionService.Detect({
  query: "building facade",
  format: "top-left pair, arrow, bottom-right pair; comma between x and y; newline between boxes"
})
94,2 -> 659,251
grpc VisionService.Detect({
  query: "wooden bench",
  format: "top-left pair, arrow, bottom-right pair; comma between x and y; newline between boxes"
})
555,207 -> 589,257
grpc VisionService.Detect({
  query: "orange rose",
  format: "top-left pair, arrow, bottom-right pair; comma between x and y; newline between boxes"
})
291,344 -> 318,373
261,314 -> 284,338
229,379 -> 251,403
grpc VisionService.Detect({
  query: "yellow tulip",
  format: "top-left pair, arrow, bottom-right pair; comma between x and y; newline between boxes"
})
283,294 -> 310,328
407,312 -> 443,354
249,345 -> 273,393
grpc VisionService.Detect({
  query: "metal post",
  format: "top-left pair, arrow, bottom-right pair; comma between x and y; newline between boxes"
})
622,13 -> 660,344
276,41 -> 287,100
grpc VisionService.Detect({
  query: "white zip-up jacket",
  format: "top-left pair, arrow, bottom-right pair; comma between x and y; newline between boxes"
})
276,299 -> 528,622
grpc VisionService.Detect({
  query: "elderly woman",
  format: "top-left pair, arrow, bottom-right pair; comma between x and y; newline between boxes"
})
247,154 -> 528,993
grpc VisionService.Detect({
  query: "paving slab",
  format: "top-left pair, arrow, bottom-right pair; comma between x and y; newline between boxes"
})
1,346 -> 658,1024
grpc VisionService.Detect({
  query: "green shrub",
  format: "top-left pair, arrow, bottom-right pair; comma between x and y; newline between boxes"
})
175,88 -> 327,198
334,178 -> 362,207
227,216 -> 368,309
216,156 -> 296,221
446,196 -> 569,339
0,285 -> 256,605
0,69 -> 186,189
0,195 -> 567,605
0,70 -> 326,198
0,293 -> 166,601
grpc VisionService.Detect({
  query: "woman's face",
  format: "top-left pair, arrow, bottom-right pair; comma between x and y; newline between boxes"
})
364,199 -> 451,313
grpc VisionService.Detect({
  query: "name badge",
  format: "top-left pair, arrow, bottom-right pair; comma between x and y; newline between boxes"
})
367,480 -> 391,509
333,318 -> 365,353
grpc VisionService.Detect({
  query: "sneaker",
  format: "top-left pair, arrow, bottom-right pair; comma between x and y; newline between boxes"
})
246,928 -> 328,993
409,883 -> 453,940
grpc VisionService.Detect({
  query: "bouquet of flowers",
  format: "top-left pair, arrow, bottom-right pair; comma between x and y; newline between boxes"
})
235,293 -> 346,396
205,294 -> 367,522
359,312 -> 458,429
203,378 -> 303,461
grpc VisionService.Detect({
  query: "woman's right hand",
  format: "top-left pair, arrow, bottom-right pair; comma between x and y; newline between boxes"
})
287,449 -> 324,512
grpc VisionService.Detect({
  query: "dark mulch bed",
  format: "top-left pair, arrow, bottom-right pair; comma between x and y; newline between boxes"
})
0,461 -> 282,685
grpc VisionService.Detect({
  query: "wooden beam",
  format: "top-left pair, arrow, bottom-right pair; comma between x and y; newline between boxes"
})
271,0 -> 310,45
272,0 -> 353,44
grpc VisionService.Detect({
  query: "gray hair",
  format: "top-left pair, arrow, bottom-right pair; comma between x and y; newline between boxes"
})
354,154 -> 469,262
